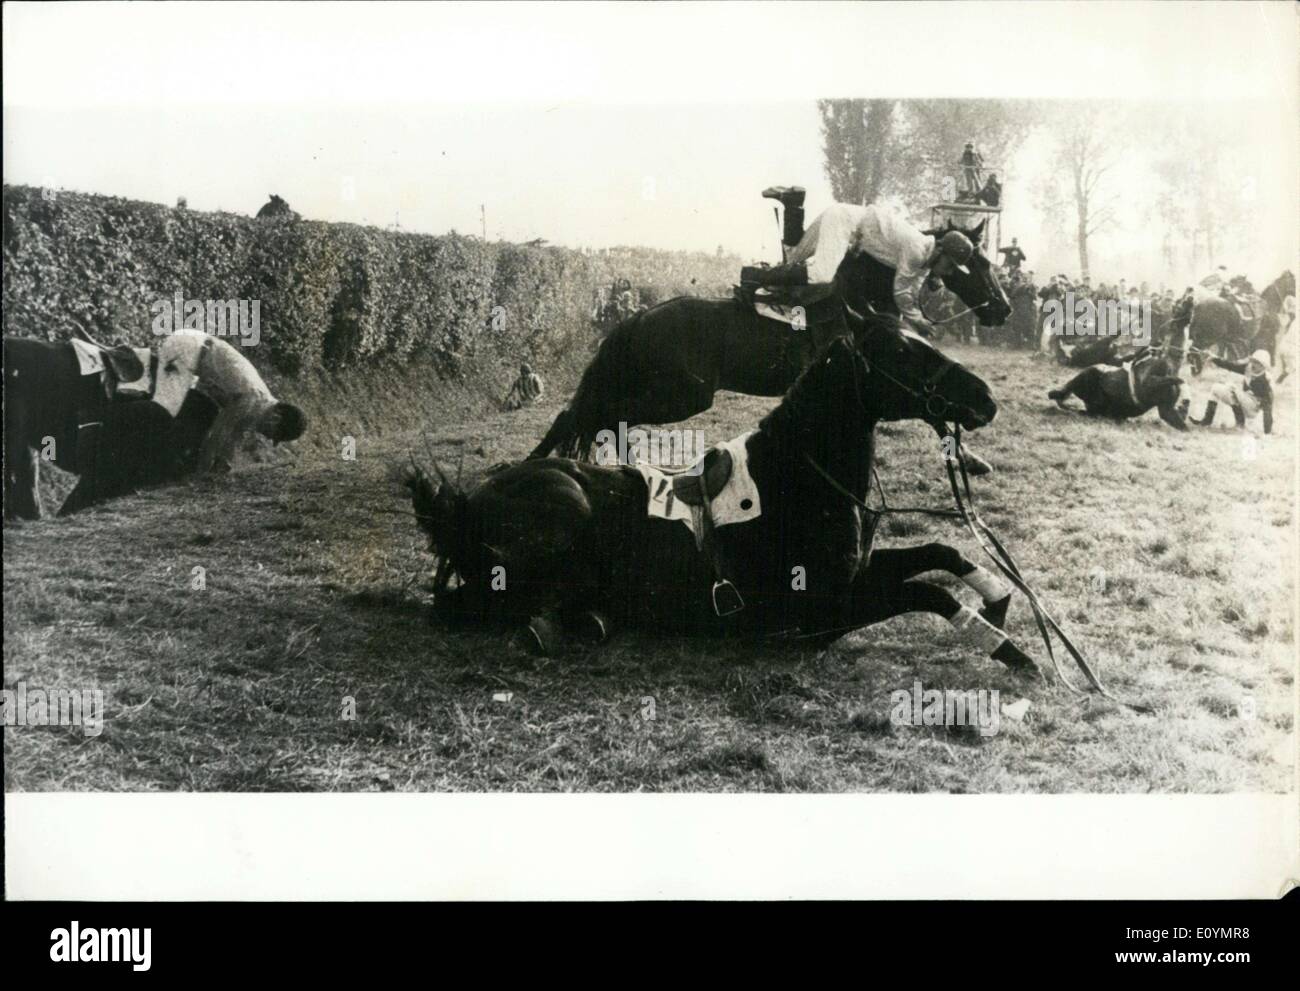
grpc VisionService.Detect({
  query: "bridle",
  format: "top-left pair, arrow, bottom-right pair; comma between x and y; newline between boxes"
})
844,301 -> 982,423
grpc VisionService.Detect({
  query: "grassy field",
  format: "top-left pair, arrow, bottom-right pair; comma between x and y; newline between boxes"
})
4,343 -> 1296,792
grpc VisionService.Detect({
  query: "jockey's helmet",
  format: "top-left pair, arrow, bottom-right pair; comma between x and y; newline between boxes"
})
937,231 -> 974,273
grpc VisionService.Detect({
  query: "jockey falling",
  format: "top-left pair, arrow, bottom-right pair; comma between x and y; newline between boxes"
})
1193,349 -> 1274,434
758,187 -> 976,336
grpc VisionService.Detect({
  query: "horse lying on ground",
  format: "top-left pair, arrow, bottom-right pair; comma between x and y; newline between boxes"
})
55,391 -> 220,516
407,312 -> 1039,677
528,220 -> 1010,476
4,328 -> 306,519
1047,346 -> 1187,430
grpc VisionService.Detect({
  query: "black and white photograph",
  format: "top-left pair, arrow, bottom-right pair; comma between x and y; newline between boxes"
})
2,0 -> 1297,920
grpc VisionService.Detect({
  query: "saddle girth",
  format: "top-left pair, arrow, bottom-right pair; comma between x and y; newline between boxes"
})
671,447 -> 744,617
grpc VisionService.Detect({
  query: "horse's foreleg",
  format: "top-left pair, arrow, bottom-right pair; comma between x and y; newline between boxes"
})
831,576 -> 1039,677
1153,383 -> 1189,432
528,407 -> 576,460
866,544 -> 1014,629
1047,370 -> 1089,407
6,446 -> 43,520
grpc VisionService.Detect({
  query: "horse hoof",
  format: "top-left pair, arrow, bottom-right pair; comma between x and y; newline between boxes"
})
525,614 -> 560,656
963,452 -> 993,476
993,640 -> 1041,680
980,595 -> 1012,630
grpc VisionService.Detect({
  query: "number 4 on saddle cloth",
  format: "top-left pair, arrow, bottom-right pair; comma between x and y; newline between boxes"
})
633,432 -> 762,616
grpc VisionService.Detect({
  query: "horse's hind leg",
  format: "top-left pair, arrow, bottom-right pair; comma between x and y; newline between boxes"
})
1048,368 -> 1095,408
867,544 -> 1013,629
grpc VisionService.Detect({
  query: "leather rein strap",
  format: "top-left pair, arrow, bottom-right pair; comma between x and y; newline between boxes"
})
941,426 -> 1152,713
803,354 -> 1153,713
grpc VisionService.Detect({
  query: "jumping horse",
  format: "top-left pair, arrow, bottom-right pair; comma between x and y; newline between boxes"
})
528,220 -> 1011,472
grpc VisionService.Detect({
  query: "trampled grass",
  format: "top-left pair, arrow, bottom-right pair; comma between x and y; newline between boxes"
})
4,345 -> 1295,791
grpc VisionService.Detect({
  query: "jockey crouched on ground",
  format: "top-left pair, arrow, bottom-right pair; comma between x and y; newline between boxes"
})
755,187 -> 977,339
505,363 -> 544,410
1190,350 -> 1274,434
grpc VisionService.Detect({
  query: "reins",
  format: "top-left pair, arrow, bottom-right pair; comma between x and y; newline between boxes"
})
804,343 -> 1154,713
938,427 -> 1153,713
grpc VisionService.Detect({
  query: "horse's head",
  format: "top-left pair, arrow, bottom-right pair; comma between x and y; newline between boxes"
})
847,306 -> 998,431
1262,270 -> 1296,311
927,220 -> 1011,327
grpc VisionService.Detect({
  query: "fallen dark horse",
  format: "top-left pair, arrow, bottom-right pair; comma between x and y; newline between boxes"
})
57,391 -> 221,515
407,311 -> 1039,677
1047,346 -> 1187,430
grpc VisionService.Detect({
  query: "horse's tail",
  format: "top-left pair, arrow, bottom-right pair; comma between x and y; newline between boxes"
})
533,310 -> 648,461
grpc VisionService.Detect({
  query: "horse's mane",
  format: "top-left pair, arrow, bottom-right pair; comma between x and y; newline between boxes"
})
757,313 -> 894,452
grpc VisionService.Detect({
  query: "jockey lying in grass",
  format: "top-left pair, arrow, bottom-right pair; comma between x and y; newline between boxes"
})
1193,349 -> 1274,434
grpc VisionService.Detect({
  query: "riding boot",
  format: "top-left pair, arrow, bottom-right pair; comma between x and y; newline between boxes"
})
762,185 -> 805,209
1232,404 -> 1247,429
1193,400 -> 1218,426
782,204 -> 805,251
762,186 -> 807,253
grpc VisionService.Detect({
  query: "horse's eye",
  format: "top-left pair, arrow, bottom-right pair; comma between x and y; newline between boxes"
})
165,362 -> 177,373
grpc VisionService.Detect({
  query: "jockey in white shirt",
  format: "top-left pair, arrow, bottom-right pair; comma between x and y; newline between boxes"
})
760,195 -> 976,335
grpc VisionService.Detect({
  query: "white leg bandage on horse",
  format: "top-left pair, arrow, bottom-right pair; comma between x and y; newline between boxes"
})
961,565 -> 1010,604
949,605 -> 1008,655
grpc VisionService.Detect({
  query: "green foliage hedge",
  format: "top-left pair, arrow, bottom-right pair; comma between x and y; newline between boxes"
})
2,185 -> 743,378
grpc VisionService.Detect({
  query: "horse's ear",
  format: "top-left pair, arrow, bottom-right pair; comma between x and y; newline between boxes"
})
970,219 -> 986,240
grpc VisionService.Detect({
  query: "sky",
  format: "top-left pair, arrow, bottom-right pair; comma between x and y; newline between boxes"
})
4,2 -> 1297,282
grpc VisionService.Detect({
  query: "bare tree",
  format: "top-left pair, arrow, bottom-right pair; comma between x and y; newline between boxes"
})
818,99 -> 898,205
1048,105 -> 1121,281
818,99 -> 1035,214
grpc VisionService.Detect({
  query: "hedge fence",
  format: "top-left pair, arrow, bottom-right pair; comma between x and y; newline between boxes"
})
2,184 -> 744,380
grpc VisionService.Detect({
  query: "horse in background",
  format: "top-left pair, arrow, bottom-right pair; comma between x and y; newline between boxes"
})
1170,270 -> 1295,373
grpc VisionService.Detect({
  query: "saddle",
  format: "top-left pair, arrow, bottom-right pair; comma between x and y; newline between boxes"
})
670,446 -> 733,506
733,280 -> 843,331
671,446 -> 743,617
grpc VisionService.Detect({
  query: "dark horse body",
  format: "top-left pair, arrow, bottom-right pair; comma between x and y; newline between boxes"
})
1170,270 -> 1295,372
529,222 -> 1010,461
1048,347 -> 1187,430
409,314 -> 1037,674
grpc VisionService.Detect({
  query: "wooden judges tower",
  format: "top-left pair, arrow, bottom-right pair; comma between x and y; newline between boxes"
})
929,160 -> 1006,256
